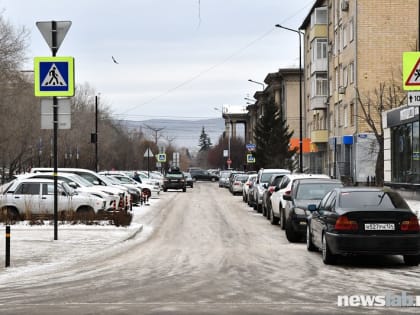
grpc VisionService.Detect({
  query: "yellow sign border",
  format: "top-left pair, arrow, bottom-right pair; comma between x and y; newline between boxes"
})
34,56 -> 75,97
403,52 -> 420,91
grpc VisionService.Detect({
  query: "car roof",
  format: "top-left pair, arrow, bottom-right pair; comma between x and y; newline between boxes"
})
294,178 -> 341,184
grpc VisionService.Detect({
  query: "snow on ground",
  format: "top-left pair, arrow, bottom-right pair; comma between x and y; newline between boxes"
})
0,198 -> 161,274
0,197 -> 419,275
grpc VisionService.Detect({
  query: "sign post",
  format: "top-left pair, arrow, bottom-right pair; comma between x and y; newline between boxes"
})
35,20 -> 72,241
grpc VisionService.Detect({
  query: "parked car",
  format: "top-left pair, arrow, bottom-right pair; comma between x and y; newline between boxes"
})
163,168 -> 186,192
251,168 -> 291,212
17,172 -> 119,211
282,178 -> 343,242
227,171 -> 245,191
183,172 -> 194,188
230,174 -> 249,195
190,169 -> 219,182
262,174 -> 289,219
0,178 -> 106,220
243,174 -> 257,203
247,175 -> 258,207
270,173 -> 330,227
218,170 -> 232,188
306,187 -> 420,266
30,168 -> 131,211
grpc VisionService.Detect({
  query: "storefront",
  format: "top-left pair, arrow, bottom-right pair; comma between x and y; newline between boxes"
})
384,106 -> 420,198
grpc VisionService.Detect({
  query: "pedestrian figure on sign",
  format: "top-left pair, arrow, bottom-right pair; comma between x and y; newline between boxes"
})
415,69 -> 420,81
48,66 -> 62,86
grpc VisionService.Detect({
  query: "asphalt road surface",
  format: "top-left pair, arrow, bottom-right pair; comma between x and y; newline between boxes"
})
0,182 -> 419,314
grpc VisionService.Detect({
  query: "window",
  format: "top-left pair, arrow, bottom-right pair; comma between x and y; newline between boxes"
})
311,7 -> 327,27
349,62 -> 355,84
391,122 -> 419,183
349,19 -> 354,42
344,105 -> 348,127
343,66 -> 348,87
343,24 -> 347,48
312,38 -> 328,61
312,73 -> 328,96
15,183 -> 40,195
350,103 -> 354,126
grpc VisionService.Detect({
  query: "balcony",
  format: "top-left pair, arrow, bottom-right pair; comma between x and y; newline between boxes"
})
310,95 -> 327,110
311,58 -> 328,74
311,129 -> 328,143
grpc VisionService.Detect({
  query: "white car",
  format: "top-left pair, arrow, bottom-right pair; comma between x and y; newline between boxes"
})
19,172 -> 119,211
242,174 -> 257,202
0,178 -> 106,220
30,168 -> 131,211
269,173 -> 330,227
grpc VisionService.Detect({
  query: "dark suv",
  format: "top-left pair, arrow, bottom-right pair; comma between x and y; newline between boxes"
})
163,167 -> 186,192
190,169 -> 219,182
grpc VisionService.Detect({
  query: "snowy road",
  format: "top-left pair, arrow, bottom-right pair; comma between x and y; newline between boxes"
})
0,182 -> 419,314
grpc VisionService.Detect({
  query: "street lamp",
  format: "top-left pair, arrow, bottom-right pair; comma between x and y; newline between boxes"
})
275,24 -> 304,173
214,107 -> 231,169
248,79 -> 265,91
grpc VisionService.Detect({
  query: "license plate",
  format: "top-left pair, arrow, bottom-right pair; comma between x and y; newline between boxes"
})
364,223 -> 395,231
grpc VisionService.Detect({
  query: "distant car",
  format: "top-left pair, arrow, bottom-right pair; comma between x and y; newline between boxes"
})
230,174 -> 249,195
282,178 -> 343,242
219,170 -> 232,188
262,174 -> 288,219
183,172 -> 194,188
190,169 -> 219,182
163,168 -> 186,192
306,187 -> 420,266
251,168 -> 291,213
243,174 -> 257,203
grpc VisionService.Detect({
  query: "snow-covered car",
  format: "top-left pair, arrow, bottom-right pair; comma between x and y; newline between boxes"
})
30,168 -> 131,211
0,178 -> 106,220
19,172 -> 119,211
99,171 -> 160,199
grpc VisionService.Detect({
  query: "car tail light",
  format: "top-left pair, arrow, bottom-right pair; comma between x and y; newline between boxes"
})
401,216 -> 420,232
335,215 -> 358,231
268,186 -> 275,193
283,190 -> 291,197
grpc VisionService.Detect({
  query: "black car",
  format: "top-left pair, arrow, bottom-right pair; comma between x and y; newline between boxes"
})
283,178 -> 343,242
306,187 -> 420,266
189,169 -> 219,182
163,168 -> 186,192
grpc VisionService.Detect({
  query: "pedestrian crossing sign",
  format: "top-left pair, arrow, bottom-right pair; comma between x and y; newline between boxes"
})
403,52 -> 420,91
34,56 -> 74,96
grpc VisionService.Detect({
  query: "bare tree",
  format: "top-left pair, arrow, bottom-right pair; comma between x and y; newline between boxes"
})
355,79 -> 406,186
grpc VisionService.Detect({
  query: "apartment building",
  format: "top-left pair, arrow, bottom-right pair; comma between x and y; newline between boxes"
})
300,0 -> 418,184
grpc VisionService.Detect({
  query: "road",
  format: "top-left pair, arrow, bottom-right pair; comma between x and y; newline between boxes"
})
0,182 -> 419,314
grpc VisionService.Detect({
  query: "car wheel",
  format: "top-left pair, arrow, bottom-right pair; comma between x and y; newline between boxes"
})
270,208 -> 279,225
266,206 -> 271,220
322,232 -> 337,265
211,177 -> 216,182
280,208 -> 286,230
2,206 -> 20,222
163,188 -> 167,192
262,204 -> 267,217
306,225 -> 317,252
183,187 -> 186,192
76,207 -> 95,221
257,203 -> 262,213
285,218 -> 300,243
403,255 -> 420,266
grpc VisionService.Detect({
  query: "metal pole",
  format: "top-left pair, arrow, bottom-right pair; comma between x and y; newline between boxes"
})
5,225 -> 10,267
52,20 -> 58,240
275,24 -> 304,173
298,31 -> 303,173
95,95 -> 98,173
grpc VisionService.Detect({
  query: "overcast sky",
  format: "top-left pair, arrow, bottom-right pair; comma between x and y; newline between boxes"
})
1,0 -> 314,121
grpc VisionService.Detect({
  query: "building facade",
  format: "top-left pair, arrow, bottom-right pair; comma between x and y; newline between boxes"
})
301,0 -> 418,184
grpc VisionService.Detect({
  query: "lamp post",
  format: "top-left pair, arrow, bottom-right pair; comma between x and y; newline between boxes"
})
214,107 -> 231,169
275,24 -> 304,173
248,79 -> 265,91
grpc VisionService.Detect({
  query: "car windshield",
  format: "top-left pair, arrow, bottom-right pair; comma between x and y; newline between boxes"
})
339,191 -> 410,209
296,183 -> 341,200
166,174 -> 184,179
261,172 -> 280,183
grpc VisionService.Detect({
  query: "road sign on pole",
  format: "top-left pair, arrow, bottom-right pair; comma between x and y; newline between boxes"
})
36,21 -> 71,55
34,56 -> 75,97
